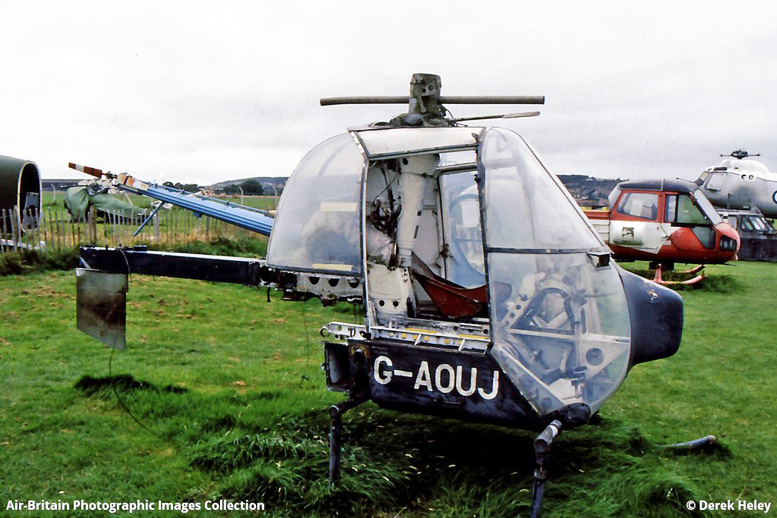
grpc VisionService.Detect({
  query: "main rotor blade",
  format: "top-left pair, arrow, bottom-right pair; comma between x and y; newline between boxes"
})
69,162 -> 104,178
321,95 -> 545,106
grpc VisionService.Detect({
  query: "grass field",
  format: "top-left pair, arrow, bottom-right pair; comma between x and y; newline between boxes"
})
1,258 -> 776,517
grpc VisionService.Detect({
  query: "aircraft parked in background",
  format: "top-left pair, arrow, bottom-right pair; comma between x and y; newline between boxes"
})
697,150 -> 777,218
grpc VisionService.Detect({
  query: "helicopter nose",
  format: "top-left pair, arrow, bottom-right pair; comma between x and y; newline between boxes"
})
716,223 -> 740,259
618,266 -> 683,368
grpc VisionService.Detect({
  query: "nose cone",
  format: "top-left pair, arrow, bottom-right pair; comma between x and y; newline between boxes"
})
716,222 -> 740,261
619,267 -> 683,367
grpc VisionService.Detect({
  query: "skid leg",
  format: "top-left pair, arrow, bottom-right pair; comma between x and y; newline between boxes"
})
328,394 -> 367,486
329,405 -> 344,485
531,420 -> 562,518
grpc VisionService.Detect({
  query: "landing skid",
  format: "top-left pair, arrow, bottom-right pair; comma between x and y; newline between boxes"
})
653,264 -> 706,286
676,264 -> 705,275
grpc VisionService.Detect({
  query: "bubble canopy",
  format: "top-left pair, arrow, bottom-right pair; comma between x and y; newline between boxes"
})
268,126 -> 634,417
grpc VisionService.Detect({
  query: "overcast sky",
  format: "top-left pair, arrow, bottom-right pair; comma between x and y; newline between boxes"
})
1,1 -> 776,185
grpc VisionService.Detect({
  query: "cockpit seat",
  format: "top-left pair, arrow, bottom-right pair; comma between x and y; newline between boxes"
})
410,254 -> 486,319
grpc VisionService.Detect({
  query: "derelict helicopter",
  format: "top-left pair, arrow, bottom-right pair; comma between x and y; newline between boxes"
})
74,74 -> 685,517
717,208 -> 777,262
697,150 -> 777,218
587,178 -> 740,284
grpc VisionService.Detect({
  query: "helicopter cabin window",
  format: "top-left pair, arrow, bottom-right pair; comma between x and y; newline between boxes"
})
665,194 -> 716,249
748,216 -> 773,232
479,131 -> 600,250
665,194 -> 708,225
440,172 -> 485,288
479,128 -> 630,416
664,195 -> 676,223
693,191 -> 723,225
266,133 -> 365,274
615,192 -> 659,221
705,172 -> 726,191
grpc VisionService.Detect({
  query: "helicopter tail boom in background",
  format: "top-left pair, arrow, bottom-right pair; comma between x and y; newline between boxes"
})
68,163 -> 275,236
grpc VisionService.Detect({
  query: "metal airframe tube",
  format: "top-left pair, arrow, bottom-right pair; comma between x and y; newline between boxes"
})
659,435 -> 718,452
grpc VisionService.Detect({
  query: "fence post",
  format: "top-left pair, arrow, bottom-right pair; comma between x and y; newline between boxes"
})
62,208 -> 69,249
46,208 -> 53,250
40,209 -> 47,249
129,212 -> 134,246
53,209 -> 60,251
80,214 -> 86,247
117,213 -> 123,246
110,212 -> 115,246
29,208 -> 39,250
0,209 -> 7,252
90,206 -> 97,244
10,207 -> 19,252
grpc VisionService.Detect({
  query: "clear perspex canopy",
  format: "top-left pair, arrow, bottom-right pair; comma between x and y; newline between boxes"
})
269,125 -> 633,417
267,133 -> 365,274
267,127 -> 480,274
479,128 -> 632,416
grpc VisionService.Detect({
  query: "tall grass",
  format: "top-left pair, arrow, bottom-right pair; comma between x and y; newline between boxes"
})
1,261 -> 776,516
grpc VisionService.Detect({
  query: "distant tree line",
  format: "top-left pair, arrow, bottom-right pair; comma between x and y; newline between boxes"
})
221,179 -> 264,195
161,179 -> 265,196
163,181 -> 200,193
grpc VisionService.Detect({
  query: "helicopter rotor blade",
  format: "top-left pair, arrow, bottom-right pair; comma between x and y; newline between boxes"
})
321,95 -> 545,106
721,150 -> 760,159
450,111 -> 541,123
441,95 -> 544,105
68,162 -> 105,178
320,96 -> 409,106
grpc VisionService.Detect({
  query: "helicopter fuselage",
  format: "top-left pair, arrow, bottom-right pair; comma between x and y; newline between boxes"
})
77,124 -> 685,432
262,125 -> 683,428
697,158 -> 777,218
587,179 -> 739,266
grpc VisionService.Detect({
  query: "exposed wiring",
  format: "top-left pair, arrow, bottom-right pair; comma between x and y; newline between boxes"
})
108,346 -> 160,437
107,246 -> 159,436
299,302 -> 313,388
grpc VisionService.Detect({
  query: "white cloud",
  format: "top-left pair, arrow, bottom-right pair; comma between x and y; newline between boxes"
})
1,1 -> 776,185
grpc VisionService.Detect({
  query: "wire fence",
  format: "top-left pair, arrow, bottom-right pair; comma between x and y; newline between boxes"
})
0,206 -> 258,253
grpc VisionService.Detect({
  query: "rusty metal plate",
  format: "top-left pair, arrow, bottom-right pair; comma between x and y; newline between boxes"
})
76,268 -> 128,350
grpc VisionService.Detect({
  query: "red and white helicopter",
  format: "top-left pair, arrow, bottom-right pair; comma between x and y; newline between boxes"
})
586,179 -> 740,284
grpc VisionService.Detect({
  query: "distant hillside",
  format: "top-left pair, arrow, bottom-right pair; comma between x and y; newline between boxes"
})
208,177 -> 287,193
205,174 -> 621,206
